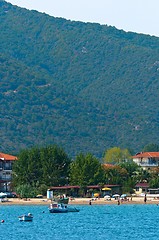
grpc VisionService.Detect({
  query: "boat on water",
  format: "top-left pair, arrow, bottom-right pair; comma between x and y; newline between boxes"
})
18,213 -> 33,221
49,203 -> 80,213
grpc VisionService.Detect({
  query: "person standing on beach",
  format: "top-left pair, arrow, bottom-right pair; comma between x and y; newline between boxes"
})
144,194 -> 147,203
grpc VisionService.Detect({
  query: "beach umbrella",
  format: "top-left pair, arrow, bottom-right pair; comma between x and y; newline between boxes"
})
125,193 -> 131,197
121,194 -> 127,198
94,193 -> 99,197
102,188 -> 111,191
104,195 -> 111,200
104,195 -> 111,198
112,194 -> 120,197
36,194 -> 43,198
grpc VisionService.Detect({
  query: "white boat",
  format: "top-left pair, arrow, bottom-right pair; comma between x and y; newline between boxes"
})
66,205 -> 80,212
49,203 -> 80,213
18,213 -> 33,221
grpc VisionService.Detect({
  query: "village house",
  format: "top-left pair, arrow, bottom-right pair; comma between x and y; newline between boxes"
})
0,152 -> 17,192
132,152 -> 159,170
134,182 -> 149,194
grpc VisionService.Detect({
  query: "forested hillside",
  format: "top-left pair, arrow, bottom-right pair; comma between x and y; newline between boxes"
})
1,0 -> 159,157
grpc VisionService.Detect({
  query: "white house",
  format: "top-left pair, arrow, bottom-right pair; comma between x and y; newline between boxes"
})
132,152 -> 159,170
0,152 -> 17,192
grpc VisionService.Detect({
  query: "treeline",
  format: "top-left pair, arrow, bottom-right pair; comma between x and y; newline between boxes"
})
13,144 -> 159,198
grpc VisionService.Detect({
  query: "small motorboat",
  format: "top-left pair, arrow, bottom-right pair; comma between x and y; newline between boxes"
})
66,206 -> 80,212
18,213 -> 33,221
49,203 -> 80,213
49,203 -> 68,213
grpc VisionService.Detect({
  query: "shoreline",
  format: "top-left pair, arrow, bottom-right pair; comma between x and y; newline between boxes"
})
0,197 -> 159,205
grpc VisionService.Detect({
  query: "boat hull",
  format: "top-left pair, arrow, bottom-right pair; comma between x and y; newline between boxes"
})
18,215 -> 33,221
67,208 -> 80,212
49,208 -> 68,213
49,203 -> 80,213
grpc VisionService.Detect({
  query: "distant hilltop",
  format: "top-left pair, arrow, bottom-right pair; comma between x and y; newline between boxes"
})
1,1 -> 159,157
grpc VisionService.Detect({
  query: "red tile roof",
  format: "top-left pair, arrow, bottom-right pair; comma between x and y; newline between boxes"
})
135,183 -> 149,188
132,152 -> 159,158
87,185 -> 120,189
49,185 -> 120,190
0,152 -> 17,161
102,164 -> 116,169
49,186 -> 80,190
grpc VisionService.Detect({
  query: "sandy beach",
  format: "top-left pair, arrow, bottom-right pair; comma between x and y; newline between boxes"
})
1,196 -> 159,205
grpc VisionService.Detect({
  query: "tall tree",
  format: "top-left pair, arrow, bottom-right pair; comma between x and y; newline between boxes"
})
13,147 -> 41,186
69,153 -> 104,187
118,161 -> 139,177
102,164 -> 128,185
40,145 -> 71,186
103,147 -> 131,164
13,145 -> 71,189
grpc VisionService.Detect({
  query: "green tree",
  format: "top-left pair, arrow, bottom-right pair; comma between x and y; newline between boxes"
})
122,177 -> 136,194
69,153 -> 104,187
13,145 -> 71,190
149,177 -> 159,188
40,145 -> 71,186
118,161 -> 140,193
143,143 -> 159,152
15,184 -> 36,199
104,147 -> 131,164
149,167 -> 159,188
13,147 -> 41,186
118,161 -> 139,177
134,168 -> 151,183
102,164 -> 128,185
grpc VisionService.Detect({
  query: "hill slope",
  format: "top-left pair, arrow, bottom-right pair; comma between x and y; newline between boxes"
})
1,0 -> 159,157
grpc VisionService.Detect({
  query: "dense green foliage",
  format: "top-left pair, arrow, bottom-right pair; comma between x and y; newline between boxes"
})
12,145 -> 159,195
69,153 -> 104,187
103,164 -> 128,185
16,184 -> 37,199
13,145 -> 71,194
104,147 -> 131,163
1,1 -> 159,157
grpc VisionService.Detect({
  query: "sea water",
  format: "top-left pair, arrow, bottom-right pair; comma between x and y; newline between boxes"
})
0,204 -> 158,240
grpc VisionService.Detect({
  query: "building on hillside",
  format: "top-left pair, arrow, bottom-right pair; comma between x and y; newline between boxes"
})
132,152 -> 159,170
0,152 -> 17,192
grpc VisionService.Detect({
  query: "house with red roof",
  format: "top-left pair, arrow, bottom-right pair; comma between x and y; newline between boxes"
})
132,152 -> 159,170
134,182 -> 149,194
0,152 -> 17,192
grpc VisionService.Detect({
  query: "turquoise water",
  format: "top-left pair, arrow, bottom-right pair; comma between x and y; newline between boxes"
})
0,204 -> 159,240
